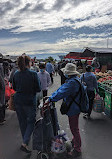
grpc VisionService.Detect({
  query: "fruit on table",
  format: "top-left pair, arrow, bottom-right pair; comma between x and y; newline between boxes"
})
98,76 -> 112,83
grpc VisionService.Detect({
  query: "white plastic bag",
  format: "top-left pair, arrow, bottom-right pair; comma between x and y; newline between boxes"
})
93,94 -> 104,113
51,137 -> 66,153
36,91 -> 43,101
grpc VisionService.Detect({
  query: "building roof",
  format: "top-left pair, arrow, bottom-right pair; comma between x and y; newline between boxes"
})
85,47 -> 112,54
64,52 -> 82,58
0,53 -> 3,58
64,51 -> 93,60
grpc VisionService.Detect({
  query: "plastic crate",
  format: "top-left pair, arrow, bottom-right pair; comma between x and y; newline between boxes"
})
98,83 -> 105,98
98,82 -> 106,89
104,90 -> 112,118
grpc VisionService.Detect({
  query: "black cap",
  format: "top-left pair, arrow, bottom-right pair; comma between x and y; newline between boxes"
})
86,65 -> 92,72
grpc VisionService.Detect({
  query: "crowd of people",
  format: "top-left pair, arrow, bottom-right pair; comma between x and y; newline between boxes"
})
0,55 -> 99,158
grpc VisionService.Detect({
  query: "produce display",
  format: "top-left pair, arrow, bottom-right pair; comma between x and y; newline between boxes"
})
98,76 -> 112,83
95,72 -> 110,77
95,70 -> 112,76
94,70 -> 112,83
94,69 -> 112,118
102,80 -> 112,91
102,80 -> 112,86
96,71 -> 112,92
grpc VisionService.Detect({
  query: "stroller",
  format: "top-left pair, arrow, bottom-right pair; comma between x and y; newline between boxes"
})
33,101 -> 60,159
33,101 -> 71,159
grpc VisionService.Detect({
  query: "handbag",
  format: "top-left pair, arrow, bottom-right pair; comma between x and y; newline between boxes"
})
60,87 -> 80,115
8,93 -> 15,111
60,101 -> 69,115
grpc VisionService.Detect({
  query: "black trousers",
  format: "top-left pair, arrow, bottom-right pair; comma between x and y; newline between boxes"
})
87,90 -> 95,116
42,90 -> 48,103
50,73 -> 53,83
58,70 -> 66,85
0,105 -> 5,122
42,90 -> 48,97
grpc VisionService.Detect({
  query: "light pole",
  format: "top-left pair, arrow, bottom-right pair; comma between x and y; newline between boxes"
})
107,37 -> 109,48
107,34 -> 112,48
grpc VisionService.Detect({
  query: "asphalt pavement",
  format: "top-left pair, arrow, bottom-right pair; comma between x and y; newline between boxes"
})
0,74 -> 112,159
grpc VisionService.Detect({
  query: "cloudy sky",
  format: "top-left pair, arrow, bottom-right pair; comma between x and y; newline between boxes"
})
0,0 -> 112,56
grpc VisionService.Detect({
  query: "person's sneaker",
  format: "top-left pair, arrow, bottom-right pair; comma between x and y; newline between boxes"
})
0,120 -> 6,125
83,114 -> 91,119
71,140 -> 74,148
20,145 -> 31,153
66,151 -> 73,158
83,114 -> 88,119
72,149 -> 81,157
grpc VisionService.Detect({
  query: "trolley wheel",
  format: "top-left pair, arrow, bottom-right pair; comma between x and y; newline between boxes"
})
37,152 -> 49,159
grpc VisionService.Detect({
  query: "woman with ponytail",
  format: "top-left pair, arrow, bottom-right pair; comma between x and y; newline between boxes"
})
12,55 -> 41,153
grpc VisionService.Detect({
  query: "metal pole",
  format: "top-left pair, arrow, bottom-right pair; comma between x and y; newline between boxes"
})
107,37 -> 109,48
107,34 -> 112,48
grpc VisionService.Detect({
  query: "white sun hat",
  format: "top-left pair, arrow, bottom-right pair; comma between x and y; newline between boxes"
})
61,63 -> 80,75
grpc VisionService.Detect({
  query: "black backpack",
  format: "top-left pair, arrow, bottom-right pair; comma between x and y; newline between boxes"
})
73,79 -> 89,113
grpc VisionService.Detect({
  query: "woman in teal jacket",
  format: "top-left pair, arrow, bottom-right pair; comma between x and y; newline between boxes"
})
45,63 -> 82,158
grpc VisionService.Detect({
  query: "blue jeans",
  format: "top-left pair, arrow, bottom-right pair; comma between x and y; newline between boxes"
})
15,105 -> 36,145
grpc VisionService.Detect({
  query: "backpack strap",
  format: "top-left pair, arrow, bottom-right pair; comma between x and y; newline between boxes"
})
71,79 -> 82,111
65,79 -> 81,112
81,73 -> 85,83
81,73 -> 87,86
83,73 -> 85,82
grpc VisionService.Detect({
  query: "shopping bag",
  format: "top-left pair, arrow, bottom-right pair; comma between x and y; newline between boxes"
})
36,91 -> 43,101
8,93 -> 15,111
5,85 -> 11,101
33,112 -> 54,151
93,94 -> 104,113
51,137 -> 66,153
51,130 -> 70,154
5,81 -> 15,101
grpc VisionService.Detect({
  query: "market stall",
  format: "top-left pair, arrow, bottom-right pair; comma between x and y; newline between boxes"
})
95,71 -> 112,118
83,47 -> 112,71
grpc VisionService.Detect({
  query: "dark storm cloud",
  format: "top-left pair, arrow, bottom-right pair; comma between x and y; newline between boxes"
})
52,0 -> 66,11
9,18 -> 19,24
63,19 -> 75,24
32,2 -> 45,13
0,0 -> 21,17
28,49 -> 51,53
51,0 -> 91,11
18,3 -> 32,13
68,0 -> 91,6
17,2 -> 50,14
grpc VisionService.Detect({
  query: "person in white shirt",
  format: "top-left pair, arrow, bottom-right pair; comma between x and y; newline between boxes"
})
38,63 -> 51,97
